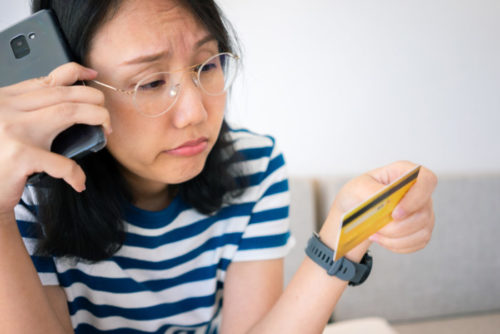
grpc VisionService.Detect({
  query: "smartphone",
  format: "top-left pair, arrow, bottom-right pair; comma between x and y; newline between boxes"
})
0,9 -> 106,184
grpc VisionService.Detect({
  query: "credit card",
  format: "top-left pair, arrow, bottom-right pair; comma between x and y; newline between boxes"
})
333,165 -> 421,261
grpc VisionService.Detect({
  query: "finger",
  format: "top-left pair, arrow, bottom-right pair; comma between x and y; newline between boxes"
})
367,160 -> 418,185
1,62 -> 98,96
24,145 -> 86,192
33,103 -> 112,137
392,166 -> 437,220
375,200 -> 433,238
372,224 -> 433,253
384,244 -> 429,255
10,85 -> 105,111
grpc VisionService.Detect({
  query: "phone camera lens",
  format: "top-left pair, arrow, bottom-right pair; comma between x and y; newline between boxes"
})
10,35 -> 31,59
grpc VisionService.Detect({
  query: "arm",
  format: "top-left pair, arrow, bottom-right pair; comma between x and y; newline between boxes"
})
221,161 -> 437,334
220,259 -> 284,333
220,212 -> 368,334
44,286 -> 74,333
0,212 -> 72,333
0,62 -> 111,333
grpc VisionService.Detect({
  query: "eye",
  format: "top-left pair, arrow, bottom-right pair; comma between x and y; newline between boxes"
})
138,79 -> 166,91
200,62 -> 219,73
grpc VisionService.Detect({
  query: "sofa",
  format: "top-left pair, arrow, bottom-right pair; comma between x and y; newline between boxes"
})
284,173 -> 500,333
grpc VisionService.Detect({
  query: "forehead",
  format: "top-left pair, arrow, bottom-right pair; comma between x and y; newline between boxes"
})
88,0 -> 211,64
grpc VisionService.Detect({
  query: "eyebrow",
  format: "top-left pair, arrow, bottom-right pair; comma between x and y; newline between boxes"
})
120,35 -> 217,66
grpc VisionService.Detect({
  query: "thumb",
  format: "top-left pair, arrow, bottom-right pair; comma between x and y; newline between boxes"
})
392,166 -> 437,220
336,173 -> 387,213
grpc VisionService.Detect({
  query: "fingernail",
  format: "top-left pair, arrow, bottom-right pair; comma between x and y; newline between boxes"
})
393,206 -> 406,220
369,234 -> 379,243
86,68 -> 98,76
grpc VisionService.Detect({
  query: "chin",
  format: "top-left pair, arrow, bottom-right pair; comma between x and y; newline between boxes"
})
159,158 -> 207,185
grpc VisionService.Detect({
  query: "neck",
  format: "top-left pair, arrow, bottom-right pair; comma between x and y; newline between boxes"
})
120,167 -> 173,212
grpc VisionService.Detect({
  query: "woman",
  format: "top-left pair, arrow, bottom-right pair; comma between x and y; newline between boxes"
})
0,0 -> 437,333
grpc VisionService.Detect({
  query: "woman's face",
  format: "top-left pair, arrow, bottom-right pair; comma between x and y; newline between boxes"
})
87,0 -> 226,194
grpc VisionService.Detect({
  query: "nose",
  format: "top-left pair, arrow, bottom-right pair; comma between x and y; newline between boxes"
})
169,72 -> 208,129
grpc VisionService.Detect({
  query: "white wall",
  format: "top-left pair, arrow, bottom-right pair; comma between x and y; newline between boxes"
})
2,0 -> 499,176
0,0 -> 30,29
219,0 -> 500,175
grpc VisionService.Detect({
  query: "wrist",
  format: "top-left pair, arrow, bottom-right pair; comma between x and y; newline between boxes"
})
318,209 -> 371,264
305,233 -> 373,286
318,206 -> 342,247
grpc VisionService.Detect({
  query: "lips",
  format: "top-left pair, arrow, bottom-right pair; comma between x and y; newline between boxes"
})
165,137 -> 209,157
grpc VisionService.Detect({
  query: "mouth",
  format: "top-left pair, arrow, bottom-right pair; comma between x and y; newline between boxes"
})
165,137 -> 209,157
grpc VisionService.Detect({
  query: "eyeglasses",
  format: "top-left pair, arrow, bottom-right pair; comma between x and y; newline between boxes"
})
91,52 -> 239,118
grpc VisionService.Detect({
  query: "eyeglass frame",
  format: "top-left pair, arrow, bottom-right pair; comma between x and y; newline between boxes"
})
90,52 -> 240,118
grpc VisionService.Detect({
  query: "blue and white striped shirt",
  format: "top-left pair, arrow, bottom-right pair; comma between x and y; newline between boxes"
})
15,128 -> 294,333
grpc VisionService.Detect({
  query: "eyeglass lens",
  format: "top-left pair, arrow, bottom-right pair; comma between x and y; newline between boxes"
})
133,53 -> 238,117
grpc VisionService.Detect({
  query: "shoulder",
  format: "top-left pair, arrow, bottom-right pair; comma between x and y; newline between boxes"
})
226,125 -> 285,179
225,125 -> 288,201
227,126 -> 278,153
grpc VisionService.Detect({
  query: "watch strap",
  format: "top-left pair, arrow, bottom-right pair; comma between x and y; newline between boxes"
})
305,233 -> 372,286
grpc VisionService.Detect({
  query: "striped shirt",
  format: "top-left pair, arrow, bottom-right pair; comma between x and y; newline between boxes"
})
15,128 -> 294,334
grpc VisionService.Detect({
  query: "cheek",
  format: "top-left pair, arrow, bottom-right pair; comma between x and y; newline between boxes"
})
104,94 -> 152,160
205,94 -> 226,126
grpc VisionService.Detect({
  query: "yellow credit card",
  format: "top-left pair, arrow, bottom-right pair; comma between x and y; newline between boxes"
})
333,165 -> 421,261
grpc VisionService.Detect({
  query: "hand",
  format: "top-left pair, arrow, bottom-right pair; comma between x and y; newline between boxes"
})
0,62 -> 112,215
367,162 -> 437,254
320,161 -> 437,261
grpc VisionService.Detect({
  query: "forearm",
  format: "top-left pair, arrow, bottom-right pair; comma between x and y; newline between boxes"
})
248,218 -> 368,334
0,211 -> 68,334
247,258 -> 348,333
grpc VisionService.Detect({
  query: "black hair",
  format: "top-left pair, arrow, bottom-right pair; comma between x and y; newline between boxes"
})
31,0 -> 246,262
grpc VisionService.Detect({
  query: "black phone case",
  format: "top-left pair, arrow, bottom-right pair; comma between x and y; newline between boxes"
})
0,10 -> 106,184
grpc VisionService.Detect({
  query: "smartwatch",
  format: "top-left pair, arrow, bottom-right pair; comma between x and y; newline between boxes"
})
305,233 -> 372,286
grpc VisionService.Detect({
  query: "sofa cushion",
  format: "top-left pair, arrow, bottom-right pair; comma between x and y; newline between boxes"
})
323,317 -> 397,334
284,177 -> 317,286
